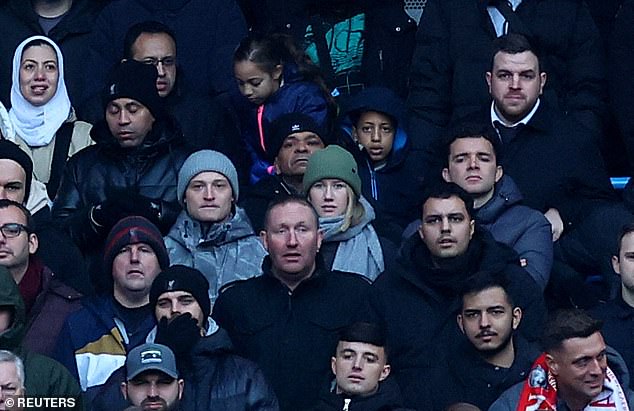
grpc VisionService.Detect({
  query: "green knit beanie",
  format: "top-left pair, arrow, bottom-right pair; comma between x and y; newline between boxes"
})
303,146 -> 362,196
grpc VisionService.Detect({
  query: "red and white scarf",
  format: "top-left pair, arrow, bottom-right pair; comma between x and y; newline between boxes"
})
517,353 -> 630,411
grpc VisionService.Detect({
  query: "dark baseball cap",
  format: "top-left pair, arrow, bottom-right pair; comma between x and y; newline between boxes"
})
126,343 -> 178,380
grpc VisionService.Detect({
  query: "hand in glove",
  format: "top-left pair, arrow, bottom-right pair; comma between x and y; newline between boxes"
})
107,187 -> 162,225
155,313 -> 202,359
90,198 -> 128,230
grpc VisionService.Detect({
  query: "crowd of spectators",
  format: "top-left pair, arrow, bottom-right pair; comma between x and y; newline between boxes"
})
1,0 -> 634,410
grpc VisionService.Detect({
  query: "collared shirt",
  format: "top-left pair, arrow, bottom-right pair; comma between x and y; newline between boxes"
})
490,99 -> 541,142
487,0 -> 524,36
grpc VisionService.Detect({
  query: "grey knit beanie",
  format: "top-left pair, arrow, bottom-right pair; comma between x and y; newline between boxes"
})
303,145 -> 362,196
177,150 -> 239,206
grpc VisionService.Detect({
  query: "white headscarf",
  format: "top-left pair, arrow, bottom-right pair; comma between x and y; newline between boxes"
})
9,35 -> 71,147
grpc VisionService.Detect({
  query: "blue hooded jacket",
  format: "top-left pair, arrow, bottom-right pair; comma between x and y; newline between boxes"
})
338,87 -> 426,242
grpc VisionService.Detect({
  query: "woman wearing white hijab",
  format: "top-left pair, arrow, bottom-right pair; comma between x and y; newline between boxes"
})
3,35 -> 92,199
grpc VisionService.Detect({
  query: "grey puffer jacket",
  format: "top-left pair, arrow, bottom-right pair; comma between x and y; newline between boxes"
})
476,175 -> 553,290
164,206 -> 267,304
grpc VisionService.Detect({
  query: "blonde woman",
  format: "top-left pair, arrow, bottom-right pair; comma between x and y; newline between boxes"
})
303,145 -> 385,281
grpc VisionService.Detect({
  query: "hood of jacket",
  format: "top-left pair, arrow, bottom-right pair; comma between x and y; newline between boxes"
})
191,327 -> 235,359
0,267 -> 26,350
476,175 -> 525,225
167,206 -> 257,249
339,87 -> 410,170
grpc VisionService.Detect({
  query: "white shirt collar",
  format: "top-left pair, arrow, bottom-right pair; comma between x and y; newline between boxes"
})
490,97 -> 540,128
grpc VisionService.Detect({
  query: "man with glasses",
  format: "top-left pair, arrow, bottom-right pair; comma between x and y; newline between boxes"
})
0,199 -> 82,356
120,21 -> 246,179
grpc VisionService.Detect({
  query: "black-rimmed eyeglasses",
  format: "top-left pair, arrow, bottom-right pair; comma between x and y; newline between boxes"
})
0,223 -> 29,238
140,57 -> 176,67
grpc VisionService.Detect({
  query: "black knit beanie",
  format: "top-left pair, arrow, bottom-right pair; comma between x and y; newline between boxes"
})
103,60 -> 164,118
149,265 -> 211,319
0,140 -> 33,202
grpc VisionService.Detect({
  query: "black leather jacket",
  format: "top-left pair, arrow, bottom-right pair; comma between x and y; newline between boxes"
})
52,117 -> 190,250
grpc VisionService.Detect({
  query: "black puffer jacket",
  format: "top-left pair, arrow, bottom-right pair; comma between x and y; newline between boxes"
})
308,378 -> 414,411
373,229 -> 546,407
181,328 -> 280,411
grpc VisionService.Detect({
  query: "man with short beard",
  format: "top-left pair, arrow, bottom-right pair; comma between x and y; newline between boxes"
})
373,182 -> 545,409
415,270 -> 540,410
121,343 -> 184,411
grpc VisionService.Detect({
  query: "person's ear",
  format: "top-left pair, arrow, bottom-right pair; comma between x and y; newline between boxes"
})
330,356 -> 337,376
272,65 -> 283,81
457,313 -> 465,334
486,71 -> 492,92
379,364 -> 391,381
612,255 -> 621,275
259,230 -> 269,251
512,307 -> 523,330
177,379 -> 184,399
120,382 -> 128,400
546,353 -> 558,375
417,224 -> 425,241
442,168 -> 452,183
469,219 -> 475,238
316,228 -> 324,251
539,72 -> 547,94
28,232 -> 39,254
495,165 -> 503,183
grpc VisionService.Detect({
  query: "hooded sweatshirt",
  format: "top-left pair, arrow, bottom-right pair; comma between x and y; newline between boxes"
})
0,267 -> 83,410
337,87 -> 426,242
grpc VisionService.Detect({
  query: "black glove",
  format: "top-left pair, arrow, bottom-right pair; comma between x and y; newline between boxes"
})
107,187 -> 162,225
155,313 -> 201,359
90,199 -> 128,230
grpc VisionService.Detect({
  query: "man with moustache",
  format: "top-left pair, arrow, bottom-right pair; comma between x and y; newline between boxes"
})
415,271 -> 540,410
373,182 -> 545,409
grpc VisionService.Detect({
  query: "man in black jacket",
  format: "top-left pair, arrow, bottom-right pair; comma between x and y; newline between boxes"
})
416,270 -> 540,410
310,322 -> 413,411
213,196 -> 372,411
485,34 -> 632,301
407,0 -> 606,151
52,60 -> 190,284
373,182 -> 545,409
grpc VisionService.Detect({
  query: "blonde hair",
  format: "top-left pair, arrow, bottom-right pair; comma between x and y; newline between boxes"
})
340,185 -> 365,232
